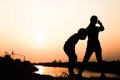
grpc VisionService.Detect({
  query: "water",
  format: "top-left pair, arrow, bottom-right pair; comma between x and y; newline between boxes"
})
34,65 -> 120,78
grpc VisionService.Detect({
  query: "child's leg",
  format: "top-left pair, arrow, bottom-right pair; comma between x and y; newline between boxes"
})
68,54 -> 77,76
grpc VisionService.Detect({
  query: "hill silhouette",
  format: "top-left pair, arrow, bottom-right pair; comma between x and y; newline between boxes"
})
0,54 -> 38,80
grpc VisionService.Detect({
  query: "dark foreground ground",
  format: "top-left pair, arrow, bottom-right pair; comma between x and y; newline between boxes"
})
1,74 -> 120,80
33,74 -> 120,80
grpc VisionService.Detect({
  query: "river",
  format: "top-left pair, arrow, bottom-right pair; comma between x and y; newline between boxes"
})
34,65 -> 120,78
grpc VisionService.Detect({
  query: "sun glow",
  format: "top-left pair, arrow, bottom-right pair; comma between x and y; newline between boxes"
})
32,32 -> 45,44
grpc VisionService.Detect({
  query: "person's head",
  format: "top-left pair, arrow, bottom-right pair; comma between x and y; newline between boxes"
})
90,15 -> 98,24
78,28 -> 87,40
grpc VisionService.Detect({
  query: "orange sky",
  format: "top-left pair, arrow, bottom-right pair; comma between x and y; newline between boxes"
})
0,0 -> 120,62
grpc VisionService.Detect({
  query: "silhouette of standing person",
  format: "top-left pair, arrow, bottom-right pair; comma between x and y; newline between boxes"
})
78,15 -> 105,77
64,28 -> 86,77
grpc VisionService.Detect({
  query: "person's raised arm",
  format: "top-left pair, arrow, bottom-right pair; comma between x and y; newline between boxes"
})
98,20 -> 104,31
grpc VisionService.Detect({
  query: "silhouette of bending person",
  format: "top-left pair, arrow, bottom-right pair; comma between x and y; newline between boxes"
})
78,15 -> 105,77
64,28 -> 86,77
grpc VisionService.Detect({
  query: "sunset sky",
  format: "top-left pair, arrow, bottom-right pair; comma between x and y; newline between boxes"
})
0,0 -> 120,63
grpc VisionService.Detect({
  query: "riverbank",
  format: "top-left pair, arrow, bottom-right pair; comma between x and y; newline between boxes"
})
34,61 -> 120,75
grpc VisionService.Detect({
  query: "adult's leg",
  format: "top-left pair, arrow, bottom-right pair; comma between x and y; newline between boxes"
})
78,47 -> 93,76
95,46 -> 105,77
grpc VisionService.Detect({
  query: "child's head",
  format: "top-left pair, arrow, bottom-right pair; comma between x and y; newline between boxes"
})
78,28 -> 87,40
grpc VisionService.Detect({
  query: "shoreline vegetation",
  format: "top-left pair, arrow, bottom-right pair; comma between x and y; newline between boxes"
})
0,54 -> 120,80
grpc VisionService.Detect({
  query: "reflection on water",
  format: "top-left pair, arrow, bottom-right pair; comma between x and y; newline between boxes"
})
35,65 -> 68,77
35,65 -> 120,78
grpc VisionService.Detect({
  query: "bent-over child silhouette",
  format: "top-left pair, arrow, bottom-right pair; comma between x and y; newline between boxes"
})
78,15 -> 105,77
63,28 -> 86,77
